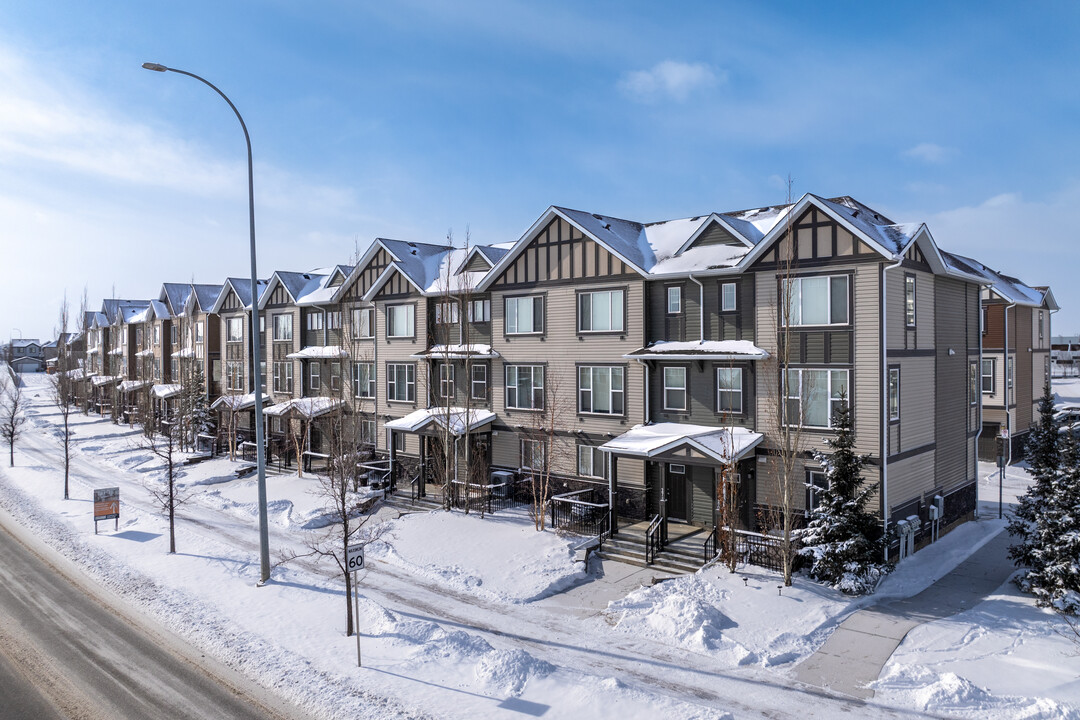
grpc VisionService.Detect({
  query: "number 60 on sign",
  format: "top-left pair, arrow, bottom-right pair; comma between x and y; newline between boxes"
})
346,544 -> 364,572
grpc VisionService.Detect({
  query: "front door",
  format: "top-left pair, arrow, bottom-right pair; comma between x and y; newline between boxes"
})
665,464 -> 688,522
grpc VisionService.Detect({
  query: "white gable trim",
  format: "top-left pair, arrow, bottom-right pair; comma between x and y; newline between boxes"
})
361,263 -> 426,303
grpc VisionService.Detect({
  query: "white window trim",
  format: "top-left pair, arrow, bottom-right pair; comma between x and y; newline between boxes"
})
783,368 -> 850,430
468,299 -> 491,323
273,313 -> 293,341
521,438 -> 546,472
981,358 -> 995,394
387,304 -> 415,339
904,275 -> 917,328
438,363 -> 455,400
578,289 -> 625,333
578,365 -> 625,415
471,364 -> 487,400
716,367 -> 743,415
505,296 -> 544,335
783,275 -> 850,327
227,317 -> 244,342
386,363 -> 415,402
505,364 -> 545,410
889,367 -> 900,421
721,282 -> 737,312
354,362 -> 375,399
663,366 -> 687,411
577,445 -> 606,479
666,286 -> 681,314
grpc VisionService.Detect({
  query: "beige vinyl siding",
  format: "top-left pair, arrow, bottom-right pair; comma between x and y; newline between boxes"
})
851,264 -> 881,458
934,277 -> 976,494
373,293 -> 427,451
886,267 -> 935,351
886,450 -> 936,514
892,357 -> 935,453
266,306 -> 300,403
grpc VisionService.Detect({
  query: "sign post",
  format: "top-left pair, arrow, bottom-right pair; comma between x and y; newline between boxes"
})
93,487 -> 120,534
997,429 -> 1009,520
346,544 -> 365,667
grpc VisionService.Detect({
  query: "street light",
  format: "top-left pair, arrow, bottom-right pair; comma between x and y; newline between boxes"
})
142,62 -> 271,585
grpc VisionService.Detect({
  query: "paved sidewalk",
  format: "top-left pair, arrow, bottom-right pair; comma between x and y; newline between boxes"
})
794,528 -> 1016,699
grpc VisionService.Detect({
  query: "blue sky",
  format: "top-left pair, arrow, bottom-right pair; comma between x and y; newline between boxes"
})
2,1 -> 1079,341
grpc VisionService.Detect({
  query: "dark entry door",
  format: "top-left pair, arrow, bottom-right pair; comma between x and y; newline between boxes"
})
666,464 -> 688,521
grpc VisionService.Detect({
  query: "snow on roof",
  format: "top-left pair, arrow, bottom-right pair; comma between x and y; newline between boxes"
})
941,251 -> 1047,306
91,375 -> 122,387
295,266 -> 355,306
148,300 -> 171,321
151,383 -> 182,399
107,348 -> 124,356
262,396 -> 345,419
135,349 -> 154,358
11,338 -> 41,348
64,368 -> 94,380
813,195 -> 920,255
173,348 -> 195,358
384,407 -> 496,436
118,380 -> 151,393
379,239 -> 455,291
161,283 -> 193,315
625,340 -> 769,360
650,243 -> 748,275
411,344 -> 500,360
119,301 -> 151,324
286,346 -> 349,360
720,204 -> 792,243
192,284 -> 224,313
217,277 -> 270,311
601,423 -> 763,463
211,392 -> 264,411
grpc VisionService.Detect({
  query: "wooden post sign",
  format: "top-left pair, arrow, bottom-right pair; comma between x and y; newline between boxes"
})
94,487 -> 120,534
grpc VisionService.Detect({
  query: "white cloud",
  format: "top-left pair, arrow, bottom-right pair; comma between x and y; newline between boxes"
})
618,60 -> 723,103
903,142 -> 954,164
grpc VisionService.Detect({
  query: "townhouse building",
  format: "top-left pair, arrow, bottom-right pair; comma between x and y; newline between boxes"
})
210,277 -> 270,439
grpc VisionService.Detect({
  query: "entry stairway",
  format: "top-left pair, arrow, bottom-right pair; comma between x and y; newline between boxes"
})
596,522 -> 708,575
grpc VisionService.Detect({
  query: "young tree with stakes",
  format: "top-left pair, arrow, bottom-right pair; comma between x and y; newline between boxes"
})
796,393 -> 887,595
141,420 -> 189,553
1008,383 -> 1080,614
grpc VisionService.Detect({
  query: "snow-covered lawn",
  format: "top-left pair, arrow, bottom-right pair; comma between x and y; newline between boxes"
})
0,370 -> 1076,718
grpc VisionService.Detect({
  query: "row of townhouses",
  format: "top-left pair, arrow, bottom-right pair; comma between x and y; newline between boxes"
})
62,193 -> 1056,559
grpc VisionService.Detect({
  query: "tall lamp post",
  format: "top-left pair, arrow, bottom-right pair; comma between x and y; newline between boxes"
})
142,63 -> 271,585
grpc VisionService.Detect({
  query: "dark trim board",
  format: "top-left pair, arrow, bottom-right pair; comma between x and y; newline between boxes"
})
888,442 -> 936,463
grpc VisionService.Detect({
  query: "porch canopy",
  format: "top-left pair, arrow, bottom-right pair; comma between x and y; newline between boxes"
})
263,396 -> 345,421
623,340 -> 769,361
151,383 -> 182,399
286,346 -> 348,360
118,380 -> 152,394
410,344 -> 500,360
600,422 -> 763,464
211,392 -> 264,412
135,349 -> 154,358
64,368 -> 94,380
385,407 -> 495,436
91,375 -> 122,387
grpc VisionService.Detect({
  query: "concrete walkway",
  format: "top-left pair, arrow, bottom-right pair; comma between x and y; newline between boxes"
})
794,529 -> 1016,699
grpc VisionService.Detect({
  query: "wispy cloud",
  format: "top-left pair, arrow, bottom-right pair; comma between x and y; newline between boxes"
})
903,142 -> 955,164
618,60 -> 723,103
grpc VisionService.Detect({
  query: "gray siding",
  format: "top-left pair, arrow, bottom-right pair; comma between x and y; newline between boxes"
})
934,277 -> 974,495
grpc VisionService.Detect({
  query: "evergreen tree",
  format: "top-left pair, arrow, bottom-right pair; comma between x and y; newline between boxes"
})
1008,384 -> 1080,614
796,397 -> 887,595
187,365 -> 214,448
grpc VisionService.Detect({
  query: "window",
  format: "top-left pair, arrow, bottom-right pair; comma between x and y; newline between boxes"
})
1039,311 -> 1045,341
521,439 -> 546,472
505,296 -> 544,334
471,364 -> 487,400
435,301 -> 459,324
783,275 -> 849,326
226,361 -> 244,391
468,299 -> 491,323
506,365 -> 544,410
351,307 -> 374,338
579,289 -> 625,332
667,286 -> 681,314
136,327 -> 143,346
578,445 -> 606,479
387,305 -> 415,338
438,363 -> 455,399
663,367 -> 687,411
353,362 -> 375,398
260,361 -> 267,392
578,366 -> 625,415
171,325 -> 178,345
227,317 -> 243,342
889,367 -> 900,421
669,464 -> 686,475
307,312 -> 323,331
310,362 -> 321,391
904,275 -> 916,327
981,306 -> 988,335
392,431 -> 406,453
721,282 -> 737,312
969,361 -> 978,405
330,362 -> 341,392
154,326 -> 160,345
981,358 -> 995,394
195,321 -> 204,343
806,470 -> 829,514
716,367 -> 743,414
1008,357 -> 1015,402
783,369 -> 849,429
327,311 -> 341,330
360,419 -> 376,444
387,363 -> 415,402
170,358 -> 178,382
273,314 -> 292,341
273,361 -> 294,393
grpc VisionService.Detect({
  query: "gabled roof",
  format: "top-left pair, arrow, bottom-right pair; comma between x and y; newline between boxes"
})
454,243 -> 513,274
191,284 -> 224,314
942,252 -> 1052,307
159,283 -> 193,316
360,239 -> 503,301
90,312 -> 109,330
11,338 -> 41,348
295,266 -> 355,307
117,300 -> 151,325
212,277 -> 270,313
258,270 -> 326,310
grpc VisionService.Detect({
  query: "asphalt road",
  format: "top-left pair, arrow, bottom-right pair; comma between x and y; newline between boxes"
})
0,518 -> 306,720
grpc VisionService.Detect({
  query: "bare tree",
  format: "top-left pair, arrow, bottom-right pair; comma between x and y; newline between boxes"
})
140,422 -> 190,554
50,295 -> 75,499
76,287 -> 91,414
0,373 -> 27,467
526,371 -> 570,531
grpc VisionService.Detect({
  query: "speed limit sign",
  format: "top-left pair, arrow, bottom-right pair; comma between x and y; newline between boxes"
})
346,544 -> 365,572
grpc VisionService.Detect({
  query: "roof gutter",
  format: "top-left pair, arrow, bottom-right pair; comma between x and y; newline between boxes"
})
882,255 -> 904,562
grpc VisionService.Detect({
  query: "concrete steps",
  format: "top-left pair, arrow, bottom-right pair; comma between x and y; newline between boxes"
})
597,531 -> 706,575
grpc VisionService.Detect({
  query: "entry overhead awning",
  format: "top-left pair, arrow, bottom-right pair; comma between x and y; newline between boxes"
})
286,346 -> 349,360
211,392 -> 266,412
385,407 -> 496,436
91,375 -> 122,387
262,396 -> 345,420
118,380 -> 152,393
151,383 -> 182,399
600,422 -> 763,464
410,344 -> 500,360
624,340 -> 769,361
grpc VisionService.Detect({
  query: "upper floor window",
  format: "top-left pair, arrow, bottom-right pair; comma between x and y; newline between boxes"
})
981,358 -> 995,394
579,289 -> 625,333
904,275 -> 916,328
327,311 -> 341,330
666,287 -> 681,314
272,361 -> 294,393
889,367 -> 900,421
227,317 -> 243,342
716,367 -> 743,414
784,368 -> 849,429
330,362 -> 341,392
468,299 -> 491,323
387,304 -> 415,338
307,312 -> 323,331
578,366 -> 625,415
153,326 -> 160,345
195,321 -> 204,343
506,365 -> 544,410
387,363 -> 416,402
136,327 -> 144,346
721,282 -> 737,312
471,364 -> 488,400
310,362 -> 321,391
171,325 -> 178,345
783,275 -> 849,326
438,363 -> 455,399
351,307 -> 374,339
1039,311 -> 1045,341
663,367 -> 687,411
969,361 -> 978,405
353,362 -> 375,398
273,314 -> 292,341
505,296 -> 544,334
226,361 -> 244,391
435,301 -> 459,324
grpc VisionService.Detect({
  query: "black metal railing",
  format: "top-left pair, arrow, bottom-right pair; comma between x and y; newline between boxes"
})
549,488 -> 609,537
451,478 -> 528,514
644,514 -> 663,565
703,526 -> 719,565
705,527 -> 789,572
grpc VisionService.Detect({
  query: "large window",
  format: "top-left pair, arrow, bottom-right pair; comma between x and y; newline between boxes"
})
387,305 -> 415,338
721,282 -> 737,312
351,307 -> 374,339
667,286 -> 681,314
904,275 -> 917,327
307,312 -> 323,331
227,317 -> 243,342
506,365 -> 544,410
716,367 -> 743,414
521,439 -> 546,472
505,296 -> 544,334
662,366 -> 687,411
468,299 -> 491,323
578,366 -> 625,415
435,301 -> 459,324
578,445 -> 606,479
360,419 -> 376,444
438,363 -> 455,399
783,275 -> 849,326
889,367 -> 900,421
981,358 -> 995,394
783,368 -> 849,429
471,364 -> 488,400
327,311 -> 341,330
353,362 -> 375,398
273,314 -> 293,341
579,289 -> 625,332
226,361 -> 244,391
272,361 -> 294,393
387,363 -> 415,402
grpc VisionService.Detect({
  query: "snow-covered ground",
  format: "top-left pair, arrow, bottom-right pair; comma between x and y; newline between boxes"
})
0,370 -> 1076,718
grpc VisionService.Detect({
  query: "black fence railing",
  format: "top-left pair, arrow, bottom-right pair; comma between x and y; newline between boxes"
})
549,488 -> 609,537
449,478 -> 529,514
645,514 -> 663,565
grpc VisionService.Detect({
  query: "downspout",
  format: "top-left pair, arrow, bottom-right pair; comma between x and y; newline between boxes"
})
689,274 -> 705,343
976,286 -> 985,519
882,256 -> 904,562
1003,302 -> 1015,465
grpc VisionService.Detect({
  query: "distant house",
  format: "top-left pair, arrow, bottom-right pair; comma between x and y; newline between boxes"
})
1051,334 -> 1079,377
10,338 -> 45,373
